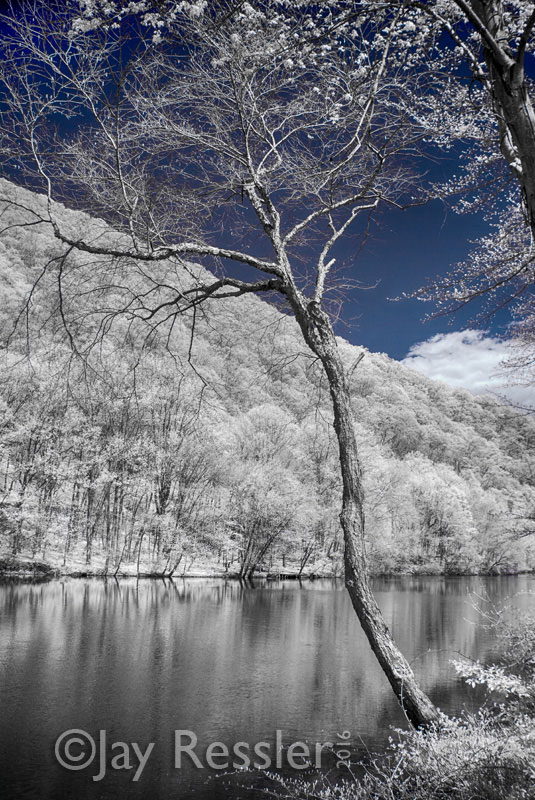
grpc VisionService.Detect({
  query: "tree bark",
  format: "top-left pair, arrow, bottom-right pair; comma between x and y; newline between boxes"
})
291,296 -> 441,728
469,1 -> 535,234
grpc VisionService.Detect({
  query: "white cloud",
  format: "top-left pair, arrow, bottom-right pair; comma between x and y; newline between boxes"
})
401,330 -> 534,408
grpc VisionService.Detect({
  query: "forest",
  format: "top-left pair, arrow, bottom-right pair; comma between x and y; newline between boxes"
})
1,179 -> 534,579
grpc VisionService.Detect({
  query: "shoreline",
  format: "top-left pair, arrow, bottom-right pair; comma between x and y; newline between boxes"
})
0,557 -> 530,582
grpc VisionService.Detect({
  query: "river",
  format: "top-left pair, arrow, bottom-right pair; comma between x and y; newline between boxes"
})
1,575 -> 533,799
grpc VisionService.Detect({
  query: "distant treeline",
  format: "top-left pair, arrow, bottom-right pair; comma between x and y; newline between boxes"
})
1,181 -> 534,576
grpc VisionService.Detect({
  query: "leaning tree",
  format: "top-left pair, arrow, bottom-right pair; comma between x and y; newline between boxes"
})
0,0 -> 442,726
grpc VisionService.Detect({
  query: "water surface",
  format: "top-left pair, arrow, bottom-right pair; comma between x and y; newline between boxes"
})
1,576 -> 533,799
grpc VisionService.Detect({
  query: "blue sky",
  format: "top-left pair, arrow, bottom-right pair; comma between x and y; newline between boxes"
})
325,180 -> 534,405
332,196 -> 505,360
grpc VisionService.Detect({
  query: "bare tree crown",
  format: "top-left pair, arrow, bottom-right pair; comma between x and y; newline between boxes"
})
0,0 -> 430,333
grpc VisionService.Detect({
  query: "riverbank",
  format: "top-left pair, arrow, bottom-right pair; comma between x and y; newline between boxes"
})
269,709 -> 535,800
0,555 -> 528,581
0,555 -> 324,580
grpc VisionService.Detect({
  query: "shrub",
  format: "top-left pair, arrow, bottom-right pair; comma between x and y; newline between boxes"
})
264,600 -> 535,800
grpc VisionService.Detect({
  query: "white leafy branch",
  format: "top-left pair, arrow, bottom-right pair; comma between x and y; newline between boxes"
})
451,658 -> 530,697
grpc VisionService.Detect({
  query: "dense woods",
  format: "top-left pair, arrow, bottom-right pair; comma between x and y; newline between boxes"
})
1,180 -> 534,578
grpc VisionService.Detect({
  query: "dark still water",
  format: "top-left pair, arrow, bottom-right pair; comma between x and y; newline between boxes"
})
1,576 -> 534,799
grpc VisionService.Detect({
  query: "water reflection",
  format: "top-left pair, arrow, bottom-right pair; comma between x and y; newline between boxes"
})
0,576 -> 533,799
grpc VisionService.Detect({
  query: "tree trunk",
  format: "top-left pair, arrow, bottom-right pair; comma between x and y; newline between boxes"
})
292,297 -> 441,728
471,1 -> 535,234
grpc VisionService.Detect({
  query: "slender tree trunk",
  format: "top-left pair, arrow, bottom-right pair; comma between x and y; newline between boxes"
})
168,553 -> 183,579
239,527 -> 255,579
136,528 -> 146,578
292,297 -> 441,728
298,540 -> 314,578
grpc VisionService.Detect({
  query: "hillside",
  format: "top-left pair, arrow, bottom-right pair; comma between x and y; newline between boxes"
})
0,179 -> 534,577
